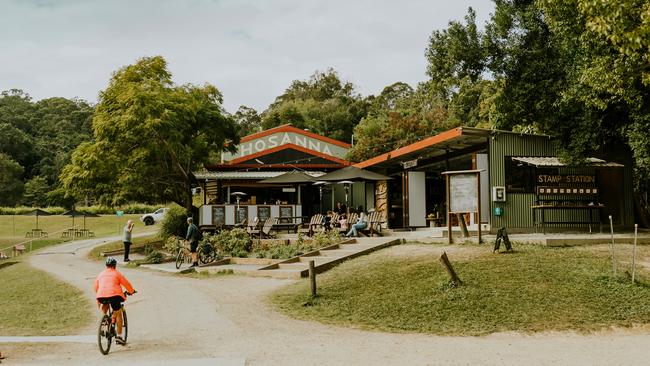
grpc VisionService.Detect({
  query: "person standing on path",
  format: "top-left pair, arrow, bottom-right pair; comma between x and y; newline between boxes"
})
123,220 -> 134,262
185,217 -> 200,267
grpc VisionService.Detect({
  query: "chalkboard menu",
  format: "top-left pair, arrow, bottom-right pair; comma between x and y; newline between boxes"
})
449,173 -> 478,213
279,206 -> 293,223
212,206 -> 225,227
258,206 -> 271,222
236,206 -> 248,225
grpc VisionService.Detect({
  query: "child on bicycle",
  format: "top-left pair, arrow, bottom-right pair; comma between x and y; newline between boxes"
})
94,257 -> 136,345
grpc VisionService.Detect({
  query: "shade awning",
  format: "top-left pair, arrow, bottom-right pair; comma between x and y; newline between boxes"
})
511,157 -> 624,168
316,166 -> 391,182
258,170 -> 323,184
194,171 -> 325,180
23,208 -> 52,216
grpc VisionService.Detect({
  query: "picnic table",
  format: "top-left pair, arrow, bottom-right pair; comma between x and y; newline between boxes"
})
25,228 -> 48,238
61,228 -> 95,238
274,216 -> 307,233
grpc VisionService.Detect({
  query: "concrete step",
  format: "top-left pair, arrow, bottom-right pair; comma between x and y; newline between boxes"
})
254,268 -> 304,279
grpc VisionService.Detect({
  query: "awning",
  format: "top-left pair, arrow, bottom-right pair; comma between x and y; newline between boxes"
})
194,171 -> 325,180
511,157 -> 624,168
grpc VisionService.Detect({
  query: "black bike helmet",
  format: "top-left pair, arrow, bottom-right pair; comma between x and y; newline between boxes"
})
105,257 -> 117,267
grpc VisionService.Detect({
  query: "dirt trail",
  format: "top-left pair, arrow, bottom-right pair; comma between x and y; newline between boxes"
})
2,239 -> 650,365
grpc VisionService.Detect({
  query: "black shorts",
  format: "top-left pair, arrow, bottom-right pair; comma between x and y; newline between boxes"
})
98,296 -> 123,311
189,241 -> 198,253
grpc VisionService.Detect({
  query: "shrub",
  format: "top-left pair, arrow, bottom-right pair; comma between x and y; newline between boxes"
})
205,228 -> 252,258
163,236 -> 182,253
159,206 -> 189,240
143,250 -> 165,264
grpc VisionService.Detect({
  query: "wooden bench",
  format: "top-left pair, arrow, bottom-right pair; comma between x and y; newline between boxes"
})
298,214 -> 324,237
12,244 -> 26,257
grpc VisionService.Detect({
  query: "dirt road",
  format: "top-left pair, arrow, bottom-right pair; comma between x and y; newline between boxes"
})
2,238 -> 650,365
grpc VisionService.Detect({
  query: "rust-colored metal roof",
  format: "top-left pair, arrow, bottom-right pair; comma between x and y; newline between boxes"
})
354,127 -> 491,169
511,157 -> 624,168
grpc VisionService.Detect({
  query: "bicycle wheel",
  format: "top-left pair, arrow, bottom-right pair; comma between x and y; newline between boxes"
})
98,315 -> 112,355
121,307 -> 128,344
175,248 -> 184,269
198,244 -> 214,264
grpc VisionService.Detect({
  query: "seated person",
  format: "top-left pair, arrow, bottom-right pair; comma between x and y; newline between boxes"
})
323,210 -> 333,230
339,214 -> 348,231
346,206 -> 368,237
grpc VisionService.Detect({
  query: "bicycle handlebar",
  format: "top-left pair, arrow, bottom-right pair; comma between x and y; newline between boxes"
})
124,290 -> 137,297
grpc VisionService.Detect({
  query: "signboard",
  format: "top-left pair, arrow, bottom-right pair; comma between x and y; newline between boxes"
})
279,206 -> 293,223
449,174 -> 479,213
402,159 -> 418,169
116,211 -> 124,217
258,206 -> 271,222
443,170 -> 482,245
212,206 -> 225,226
537,174 -> 595,184
282,187 -> 296,193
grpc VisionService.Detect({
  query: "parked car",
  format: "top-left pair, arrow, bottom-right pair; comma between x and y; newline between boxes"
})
140,208 -> 169,226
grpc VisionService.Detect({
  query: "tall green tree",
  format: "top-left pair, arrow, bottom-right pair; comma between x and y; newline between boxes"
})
262,69 -> 368,142
22,176 -> 49,207
233,105 -> 262,137
60,56 -> 239,212
0,153 -> 24,206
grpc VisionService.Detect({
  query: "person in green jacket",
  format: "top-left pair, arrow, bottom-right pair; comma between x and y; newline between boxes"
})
185,217 -> 200,267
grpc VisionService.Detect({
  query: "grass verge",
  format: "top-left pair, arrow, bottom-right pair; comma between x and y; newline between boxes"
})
270,244 -> 650,335
88,234 -> 162,261
0,261 -> 92,336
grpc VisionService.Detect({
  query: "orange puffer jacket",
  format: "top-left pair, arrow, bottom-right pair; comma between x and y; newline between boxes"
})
94,268 -> 135,300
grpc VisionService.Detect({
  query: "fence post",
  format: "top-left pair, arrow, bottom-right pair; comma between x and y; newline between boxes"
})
632,224 -> 638,283
309,260 -> 317,297
609,215 -> 616,277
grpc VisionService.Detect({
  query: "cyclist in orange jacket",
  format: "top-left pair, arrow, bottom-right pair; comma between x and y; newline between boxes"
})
94,257 -> 135,345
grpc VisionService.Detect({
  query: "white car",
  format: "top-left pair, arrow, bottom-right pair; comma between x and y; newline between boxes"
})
140,208 -> 169,226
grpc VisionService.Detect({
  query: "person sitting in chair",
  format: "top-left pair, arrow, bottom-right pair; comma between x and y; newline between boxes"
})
346,206 -> 367,237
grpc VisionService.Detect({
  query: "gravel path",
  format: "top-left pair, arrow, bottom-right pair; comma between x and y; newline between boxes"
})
2,238 -> 650,365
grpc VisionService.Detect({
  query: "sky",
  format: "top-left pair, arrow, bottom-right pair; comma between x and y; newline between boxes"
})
0,0 -> 495,114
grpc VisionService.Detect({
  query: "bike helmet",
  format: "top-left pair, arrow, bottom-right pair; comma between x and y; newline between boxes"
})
105,257 -> 117,267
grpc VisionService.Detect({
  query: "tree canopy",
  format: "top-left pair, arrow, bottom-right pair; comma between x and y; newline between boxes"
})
0,89 -> 93,207
60,56 -> 239,211
261,69 -> 368,143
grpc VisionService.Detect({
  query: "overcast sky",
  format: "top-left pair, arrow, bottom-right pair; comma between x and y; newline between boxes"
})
0,0 -> 494,114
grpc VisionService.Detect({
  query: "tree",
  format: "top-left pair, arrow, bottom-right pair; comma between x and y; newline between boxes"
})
0,153 -> 24,206
60,56 -> 239,212
261,69 -> 368,142
233,105 -> 262,137
23,176 -> 49,207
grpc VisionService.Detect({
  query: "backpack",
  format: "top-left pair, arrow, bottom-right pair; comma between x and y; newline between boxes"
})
195,225 -> 203,241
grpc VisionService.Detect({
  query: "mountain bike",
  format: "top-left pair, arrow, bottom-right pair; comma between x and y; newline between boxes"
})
198,241 -> 221,264
175,239 -> 191,269
98,291 -> 135,355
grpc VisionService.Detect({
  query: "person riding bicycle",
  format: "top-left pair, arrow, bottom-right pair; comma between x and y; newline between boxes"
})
185,217 -> 200,267
94,257 -> 135,345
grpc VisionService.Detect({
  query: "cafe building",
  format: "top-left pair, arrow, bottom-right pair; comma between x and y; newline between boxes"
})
196,124 -> 634,233
355,127 -> 634,233
195,124 -> 355,228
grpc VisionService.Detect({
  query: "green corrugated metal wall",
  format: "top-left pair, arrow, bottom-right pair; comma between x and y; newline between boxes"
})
488,133 -> 634,229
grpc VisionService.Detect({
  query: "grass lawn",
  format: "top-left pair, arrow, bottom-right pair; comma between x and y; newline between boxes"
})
88,234 -> 163,261
0,261 -> 92,336
270,243 -> 650,335
0,214 -> 144,256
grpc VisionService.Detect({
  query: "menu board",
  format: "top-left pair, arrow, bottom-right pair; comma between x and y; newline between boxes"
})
279,206 -> 293,223
236,206 -> 248,225
212,206 -> 225,227
449,173 -> 478,213
258,206 -> 271,222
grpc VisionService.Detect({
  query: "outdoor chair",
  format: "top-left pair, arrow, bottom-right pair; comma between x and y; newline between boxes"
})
338,213 -> 358,234
360,211 -> 385,237
298,214 -> 325,237
246,217 -> 261,237
260,217 -> 278,239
